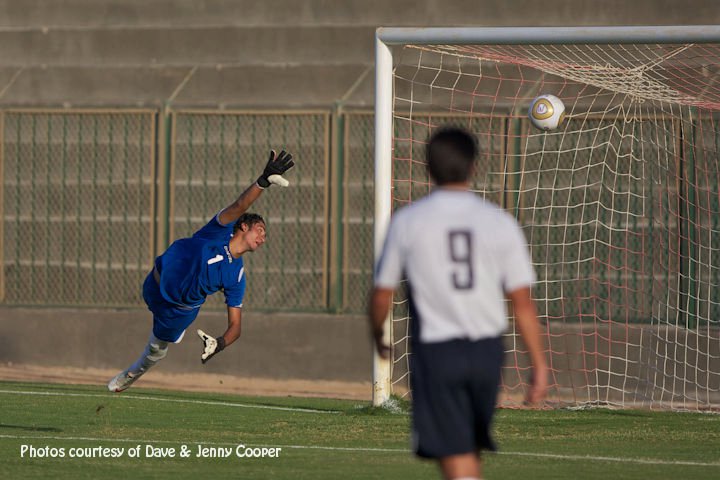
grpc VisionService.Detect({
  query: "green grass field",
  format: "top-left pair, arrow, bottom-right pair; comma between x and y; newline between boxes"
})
0,381 -> 718,479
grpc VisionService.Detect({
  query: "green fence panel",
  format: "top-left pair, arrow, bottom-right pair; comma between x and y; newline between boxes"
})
1,110 -> 156,307
341,113 -> 374,313
692,116 -> 720,330
169,111 -> 329,312
341,113 -> 505,313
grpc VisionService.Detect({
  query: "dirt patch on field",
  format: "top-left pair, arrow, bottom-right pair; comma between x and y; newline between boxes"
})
0,363 -> 371,401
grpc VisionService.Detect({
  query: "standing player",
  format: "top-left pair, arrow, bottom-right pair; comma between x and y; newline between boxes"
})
369,127 -> 548,480
108,150 -> 295,392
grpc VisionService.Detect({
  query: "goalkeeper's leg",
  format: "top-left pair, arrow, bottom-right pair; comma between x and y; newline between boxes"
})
129,333 -> 170,374
108,333 -> 169,393
109,272 -> 198,392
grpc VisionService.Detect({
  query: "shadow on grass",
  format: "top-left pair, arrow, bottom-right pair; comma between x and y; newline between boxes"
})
0,423 -> 62,433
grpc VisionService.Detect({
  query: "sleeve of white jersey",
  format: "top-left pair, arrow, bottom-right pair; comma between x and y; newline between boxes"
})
501,217 -> 537,293
373,216 -> 404,290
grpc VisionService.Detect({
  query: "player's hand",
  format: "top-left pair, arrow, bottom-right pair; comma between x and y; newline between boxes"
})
375,341 -> 391,360
197,329 -> 226,364
257,149 -> 294,188
525,364 -> 549,405
373,330 -> 391,360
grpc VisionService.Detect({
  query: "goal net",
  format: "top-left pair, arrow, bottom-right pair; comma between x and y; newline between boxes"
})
374,27 -> 720,411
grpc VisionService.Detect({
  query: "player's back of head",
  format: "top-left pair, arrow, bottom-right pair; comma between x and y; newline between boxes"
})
426,127 -> 478,185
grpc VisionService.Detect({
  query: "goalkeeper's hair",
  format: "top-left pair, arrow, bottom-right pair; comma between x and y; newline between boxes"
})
233,213 -> 265,234
426,126 -> 478,185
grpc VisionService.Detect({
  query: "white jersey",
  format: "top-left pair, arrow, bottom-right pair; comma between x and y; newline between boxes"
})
374,189 -> 536,344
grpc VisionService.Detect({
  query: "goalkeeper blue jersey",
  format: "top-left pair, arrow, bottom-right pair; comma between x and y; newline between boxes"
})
154,213 -> 246,309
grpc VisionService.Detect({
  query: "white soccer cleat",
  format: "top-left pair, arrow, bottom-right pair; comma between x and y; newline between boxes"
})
107,370 -> 142,393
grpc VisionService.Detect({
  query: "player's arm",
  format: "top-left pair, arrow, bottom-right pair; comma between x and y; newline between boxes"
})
197,307 -> 242,364
221,306 -> 243,347
217,150 -> 295,225
506,287 -> 548,404
367,216 -> 404,360
368,288 -> 393,359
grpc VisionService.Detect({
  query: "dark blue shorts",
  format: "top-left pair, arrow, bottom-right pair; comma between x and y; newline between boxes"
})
142,273 -> 200,343
410,336 -> 504,459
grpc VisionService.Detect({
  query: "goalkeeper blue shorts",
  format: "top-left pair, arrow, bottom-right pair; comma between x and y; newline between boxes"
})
142,272 -> 200,343
410,336 -> 504,458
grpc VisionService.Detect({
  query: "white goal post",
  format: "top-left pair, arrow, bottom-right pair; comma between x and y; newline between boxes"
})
374,26 -> 720,410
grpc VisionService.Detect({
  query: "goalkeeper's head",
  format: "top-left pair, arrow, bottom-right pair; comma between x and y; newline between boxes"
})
232,213 -> 266,252
425,127 -> 478,186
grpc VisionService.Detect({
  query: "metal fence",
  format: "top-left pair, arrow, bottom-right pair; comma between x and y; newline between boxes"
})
5,109 -> 715,321
0,108 -> 342,311
341,113 -> 374,312
169,111 -> 330,311
340,112 -> 507,312
1,110 -> 156,307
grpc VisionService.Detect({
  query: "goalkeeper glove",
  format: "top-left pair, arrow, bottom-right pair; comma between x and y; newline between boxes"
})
197,329 -> 226,364
257,150 -> 294,188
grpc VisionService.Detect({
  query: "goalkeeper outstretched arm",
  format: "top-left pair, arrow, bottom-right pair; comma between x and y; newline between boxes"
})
218,149 -> 294,225
197,306 -> 242,364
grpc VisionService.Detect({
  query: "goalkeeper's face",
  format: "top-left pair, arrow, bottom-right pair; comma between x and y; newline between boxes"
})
244,221 -> 267,251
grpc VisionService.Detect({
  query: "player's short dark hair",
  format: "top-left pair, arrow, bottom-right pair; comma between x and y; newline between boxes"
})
233,213 -> 265,234
426,127 -> 478,185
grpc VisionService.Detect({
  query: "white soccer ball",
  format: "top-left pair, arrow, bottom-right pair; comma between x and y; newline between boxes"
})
528,94 -> 566,131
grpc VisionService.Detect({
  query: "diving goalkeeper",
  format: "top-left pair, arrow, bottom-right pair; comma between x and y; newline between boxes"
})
108,150 -> 294,392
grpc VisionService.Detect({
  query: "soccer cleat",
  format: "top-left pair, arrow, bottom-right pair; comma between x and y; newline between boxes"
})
107,370 -> 142,393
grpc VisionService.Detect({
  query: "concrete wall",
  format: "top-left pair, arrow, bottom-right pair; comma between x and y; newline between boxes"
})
3,0 -> 717,27
1,0 -> 719,108
2,305 -> 718,407
0,306 -> 371,382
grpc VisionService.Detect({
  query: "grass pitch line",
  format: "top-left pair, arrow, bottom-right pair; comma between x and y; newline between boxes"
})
497,451 -> 720,467
0,389 -> 339,415
1,433 -> 719,467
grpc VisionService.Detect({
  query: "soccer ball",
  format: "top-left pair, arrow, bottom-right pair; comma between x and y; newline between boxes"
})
528,94 -> 566,131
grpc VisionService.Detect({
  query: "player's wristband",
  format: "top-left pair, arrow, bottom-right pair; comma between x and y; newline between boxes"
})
216,336 -> 226,352
256,176 -> 270,189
